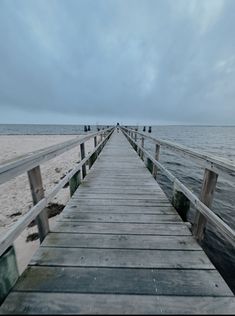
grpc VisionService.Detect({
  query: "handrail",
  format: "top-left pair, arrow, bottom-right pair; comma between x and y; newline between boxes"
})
122,128 -> 235,247
0,128 -> 114,257
122,127 -> 235,175
0,128 -> 113,185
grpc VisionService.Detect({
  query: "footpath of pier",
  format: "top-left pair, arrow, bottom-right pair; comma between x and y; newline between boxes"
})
0,130 -> 234,314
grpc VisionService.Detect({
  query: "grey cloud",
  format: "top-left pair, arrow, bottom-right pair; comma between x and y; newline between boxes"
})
0,0 -> 235,124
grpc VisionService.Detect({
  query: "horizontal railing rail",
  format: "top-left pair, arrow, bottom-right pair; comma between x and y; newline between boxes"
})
0,128 -> 114,257
122,127 -> 235,175
0,128 -> 113,185
122,128 -> 235,248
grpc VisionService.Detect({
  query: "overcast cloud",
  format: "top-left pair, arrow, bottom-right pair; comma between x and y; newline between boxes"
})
0,0 -> 235,125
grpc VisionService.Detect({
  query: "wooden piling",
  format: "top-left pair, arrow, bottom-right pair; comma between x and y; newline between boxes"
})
69,171 -> 81,197
0,246 -> 19,304
172,185 -> 190,222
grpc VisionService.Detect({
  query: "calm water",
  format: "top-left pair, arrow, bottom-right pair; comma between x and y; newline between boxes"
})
0,124 -> 109,135
0,124 -> 235,292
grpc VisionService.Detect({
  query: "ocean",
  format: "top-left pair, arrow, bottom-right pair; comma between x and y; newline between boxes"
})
0,124 -> 234,292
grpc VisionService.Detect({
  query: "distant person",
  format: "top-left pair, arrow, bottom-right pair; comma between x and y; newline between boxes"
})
116,122 -> 120,133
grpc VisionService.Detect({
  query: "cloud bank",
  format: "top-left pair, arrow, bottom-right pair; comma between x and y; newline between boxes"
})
0,0 -> 235,124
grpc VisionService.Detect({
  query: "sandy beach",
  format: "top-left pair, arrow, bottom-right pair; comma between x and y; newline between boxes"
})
0,134 -> 95,273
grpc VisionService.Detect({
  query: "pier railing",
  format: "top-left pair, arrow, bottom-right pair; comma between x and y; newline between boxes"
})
122,127 -> 235,247
0,127 -> 114,258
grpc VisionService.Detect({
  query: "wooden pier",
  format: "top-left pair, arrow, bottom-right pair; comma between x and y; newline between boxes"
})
0,129 -> 235,314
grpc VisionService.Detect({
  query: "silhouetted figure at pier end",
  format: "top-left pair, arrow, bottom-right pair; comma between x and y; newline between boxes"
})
143,126 -> 146,132
148,126 -> 152,133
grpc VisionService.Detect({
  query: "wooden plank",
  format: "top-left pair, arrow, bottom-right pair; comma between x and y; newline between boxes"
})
76,187 -> 165,194
29,247 -> 213,269
52,222 -> 191,235
42,233 -> 201,250
13,266 -> 232,296
1,293 -> 234,314
73,194 -> 168,200
70,200 -> 171,206
58,213 -> 181,223
62,205 -> 177,214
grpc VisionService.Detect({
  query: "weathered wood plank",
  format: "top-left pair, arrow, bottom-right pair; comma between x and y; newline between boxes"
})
52,222 -> 191,235
62,205 -> 177,214
2,293 -> 234,315
70,199 -> 171,206
58,213 -> 181,223
73,194 -> 169,201
13,267 -> 232,296
42,233 -> 201,250
30,247 -> 213,269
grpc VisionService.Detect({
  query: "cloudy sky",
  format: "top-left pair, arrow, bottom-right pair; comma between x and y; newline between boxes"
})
0,0 -> 235,125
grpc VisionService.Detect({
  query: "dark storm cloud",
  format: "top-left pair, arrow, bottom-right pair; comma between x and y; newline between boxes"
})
0,0 -> 235,124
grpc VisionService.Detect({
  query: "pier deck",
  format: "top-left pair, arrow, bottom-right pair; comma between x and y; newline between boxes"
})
1,130 -> 234,314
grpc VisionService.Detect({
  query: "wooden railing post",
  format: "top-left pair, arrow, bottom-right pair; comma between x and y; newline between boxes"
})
172,183 -> 190,222
152,144 -> 160,179
193,168 -> 218,241
27,165 -> 49,243
134,131 -> 137,142
69,170 -> 81,197
80,143 -> 86,178
94,136 -> 97,148
141,137 -> 144,161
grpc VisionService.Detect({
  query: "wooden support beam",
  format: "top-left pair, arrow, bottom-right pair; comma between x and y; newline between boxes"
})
152,144 -> 160,179
193,169 -> 218,242
80,143 -> 86,178
27,166 -> 49,243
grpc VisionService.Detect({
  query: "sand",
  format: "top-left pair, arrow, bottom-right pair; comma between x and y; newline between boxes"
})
0,134 -> 96,273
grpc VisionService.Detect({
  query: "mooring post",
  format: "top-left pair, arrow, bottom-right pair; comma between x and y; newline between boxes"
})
80,142 -> 86,178
27,165 -> 49,242
172,183 -> 190,222
0,246 -> 19,304
193,168 -> 218,242
152,144 -> 160,179
69,170 -> 81,197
